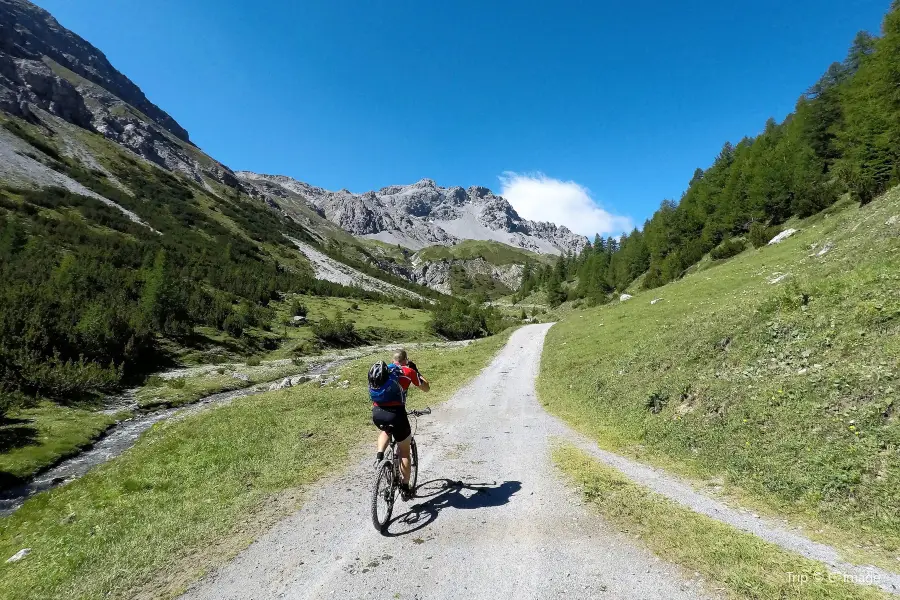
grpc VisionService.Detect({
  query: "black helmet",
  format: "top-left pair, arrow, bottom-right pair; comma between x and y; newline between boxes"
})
368,361 -> 389,388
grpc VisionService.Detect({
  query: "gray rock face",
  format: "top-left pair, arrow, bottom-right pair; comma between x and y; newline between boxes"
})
0,0 -> 240,188
0,0 -> 187,141
238,172 -> 587,255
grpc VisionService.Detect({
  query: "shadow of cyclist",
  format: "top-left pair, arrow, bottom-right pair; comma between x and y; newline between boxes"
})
381,478 -> 521,537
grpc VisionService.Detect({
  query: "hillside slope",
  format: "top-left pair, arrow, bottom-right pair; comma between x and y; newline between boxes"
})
0,0 -> 444,413
539,188 -> 900,560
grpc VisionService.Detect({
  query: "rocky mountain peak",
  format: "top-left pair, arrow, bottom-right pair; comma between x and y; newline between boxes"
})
237,172 -> 588,255
467,186 -> 493,199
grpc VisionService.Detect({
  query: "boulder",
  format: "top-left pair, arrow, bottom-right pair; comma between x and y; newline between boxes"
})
767,229 -> 797,245
650,298 -> 663,305
619,294 -> 633,302
231,372 -> 250,382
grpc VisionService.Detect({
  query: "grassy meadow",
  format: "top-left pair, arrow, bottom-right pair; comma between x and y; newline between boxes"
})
539,189 -> 900,568
0,403 -> 122,484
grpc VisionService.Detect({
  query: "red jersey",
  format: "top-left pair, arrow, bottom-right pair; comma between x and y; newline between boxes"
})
392,363 -> 422,391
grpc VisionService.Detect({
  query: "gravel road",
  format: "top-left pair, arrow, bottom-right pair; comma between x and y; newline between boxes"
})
181,324 -> 715,600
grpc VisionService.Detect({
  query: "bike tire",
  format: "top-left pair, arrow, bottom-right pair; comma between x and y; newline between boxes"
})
371,461 -> 395,532
409,438 -> 419,492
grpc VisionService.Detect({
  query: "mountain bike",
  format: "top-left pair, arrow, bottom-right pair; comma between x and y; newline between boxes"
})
371,407 -> 431,532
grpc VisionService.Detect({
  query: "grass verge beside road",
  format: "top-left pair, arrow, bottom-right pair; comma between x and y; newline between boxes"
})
538,189 -> 900,569
0,328 -> 515,600
553,443 -> 888,600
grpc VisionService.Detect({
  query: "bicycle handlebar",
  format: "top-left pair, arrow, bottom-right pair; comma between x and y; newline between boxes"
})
407,407 -> 432,417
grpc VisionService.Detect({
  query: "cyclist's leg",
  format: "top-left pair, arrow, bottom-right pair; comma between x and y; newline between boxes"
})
372,407 -> 392,458
393,411 -> 413,484
376,430 -> 390,453
396,435 -> 412,484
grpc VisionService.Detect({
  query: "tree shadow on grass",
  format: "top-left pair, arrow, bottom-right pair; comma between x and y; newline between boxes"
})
381,478 -> 521,537
0,423 -> 38,452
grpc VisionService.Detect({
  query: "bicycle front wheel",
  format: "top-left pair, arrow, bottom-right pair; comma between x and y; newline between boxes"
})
409,438 -> 419,492
371,461 -> 395,532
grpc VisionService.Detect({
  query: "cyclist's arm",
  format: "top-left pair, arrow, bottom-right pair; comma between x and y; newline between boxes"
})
407,364 -> 430,393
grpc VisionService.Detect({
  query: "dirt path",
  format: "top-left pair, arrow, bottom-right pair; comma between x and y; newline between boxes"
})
180,324 -> 899,599
181,325 -> 715,600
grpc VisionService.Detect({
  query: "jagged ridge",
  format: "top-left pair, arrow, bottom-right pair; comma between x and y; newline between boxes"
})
237,172 -> 587,255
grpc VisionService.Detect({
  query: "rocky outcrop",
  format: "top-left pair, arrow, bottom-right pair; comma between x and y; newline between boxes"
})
0,0 -> 187,141
0,0 -> 240,189
389,256 -> 523,295
237,172 -> 587,255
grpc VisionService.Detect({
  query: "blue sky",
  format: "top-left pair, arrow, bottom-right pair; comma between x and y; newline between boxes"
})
36,0 -> 888,236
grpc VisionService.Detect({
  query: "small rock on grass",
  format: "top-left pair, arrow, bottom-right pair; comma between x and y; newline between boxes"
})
6,548 -> 30,563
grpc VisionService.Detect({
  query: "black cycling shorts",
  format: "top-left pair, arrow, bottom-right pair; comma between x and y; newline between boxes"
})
372,405 -> 411,442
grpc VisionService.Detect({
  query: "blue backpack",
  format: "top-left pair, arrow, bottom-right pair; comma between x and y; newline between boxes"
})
368,361 -> 405,406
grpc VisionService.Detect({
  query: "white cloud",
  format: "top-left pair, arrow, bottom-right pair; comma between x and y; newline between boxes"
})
498,171 -> 633,238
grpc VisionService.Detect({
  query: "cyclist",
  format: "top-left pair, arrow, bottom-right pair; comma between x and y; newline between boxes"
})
371,349 -> 430,499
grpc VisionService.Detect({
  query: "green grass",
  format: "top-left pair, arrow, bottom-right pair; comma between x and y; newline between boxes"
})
358,238 -> 412,261
553,444 -> 888,600
539,188 -> 900,568
0,402 -> 121,482
265,293 -> 435,359
134,362 -> 305,409
416,239 -> 548,265
0,329 -> 514,600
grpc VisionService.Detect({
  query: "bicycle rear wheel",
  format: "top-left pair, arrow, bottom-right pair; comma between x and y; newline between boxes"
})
409,438 -> 419,492
371,461 -> 395,532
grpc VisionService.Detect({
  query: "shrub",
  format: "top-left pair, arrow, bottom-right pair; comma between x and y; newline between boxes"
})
585,292 -> 611,308
429,301 -> 485,340
290,299 -> 308,317
245,356 -> 262,367
710,238 -> 747,261
749,223 -> 783,249
312,311 -> 359,347
223,313 -> 245,338
144,375 -> 165,388
11,352 -> 122,398
166,377 -> 186,389
0,391 -> 32,421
